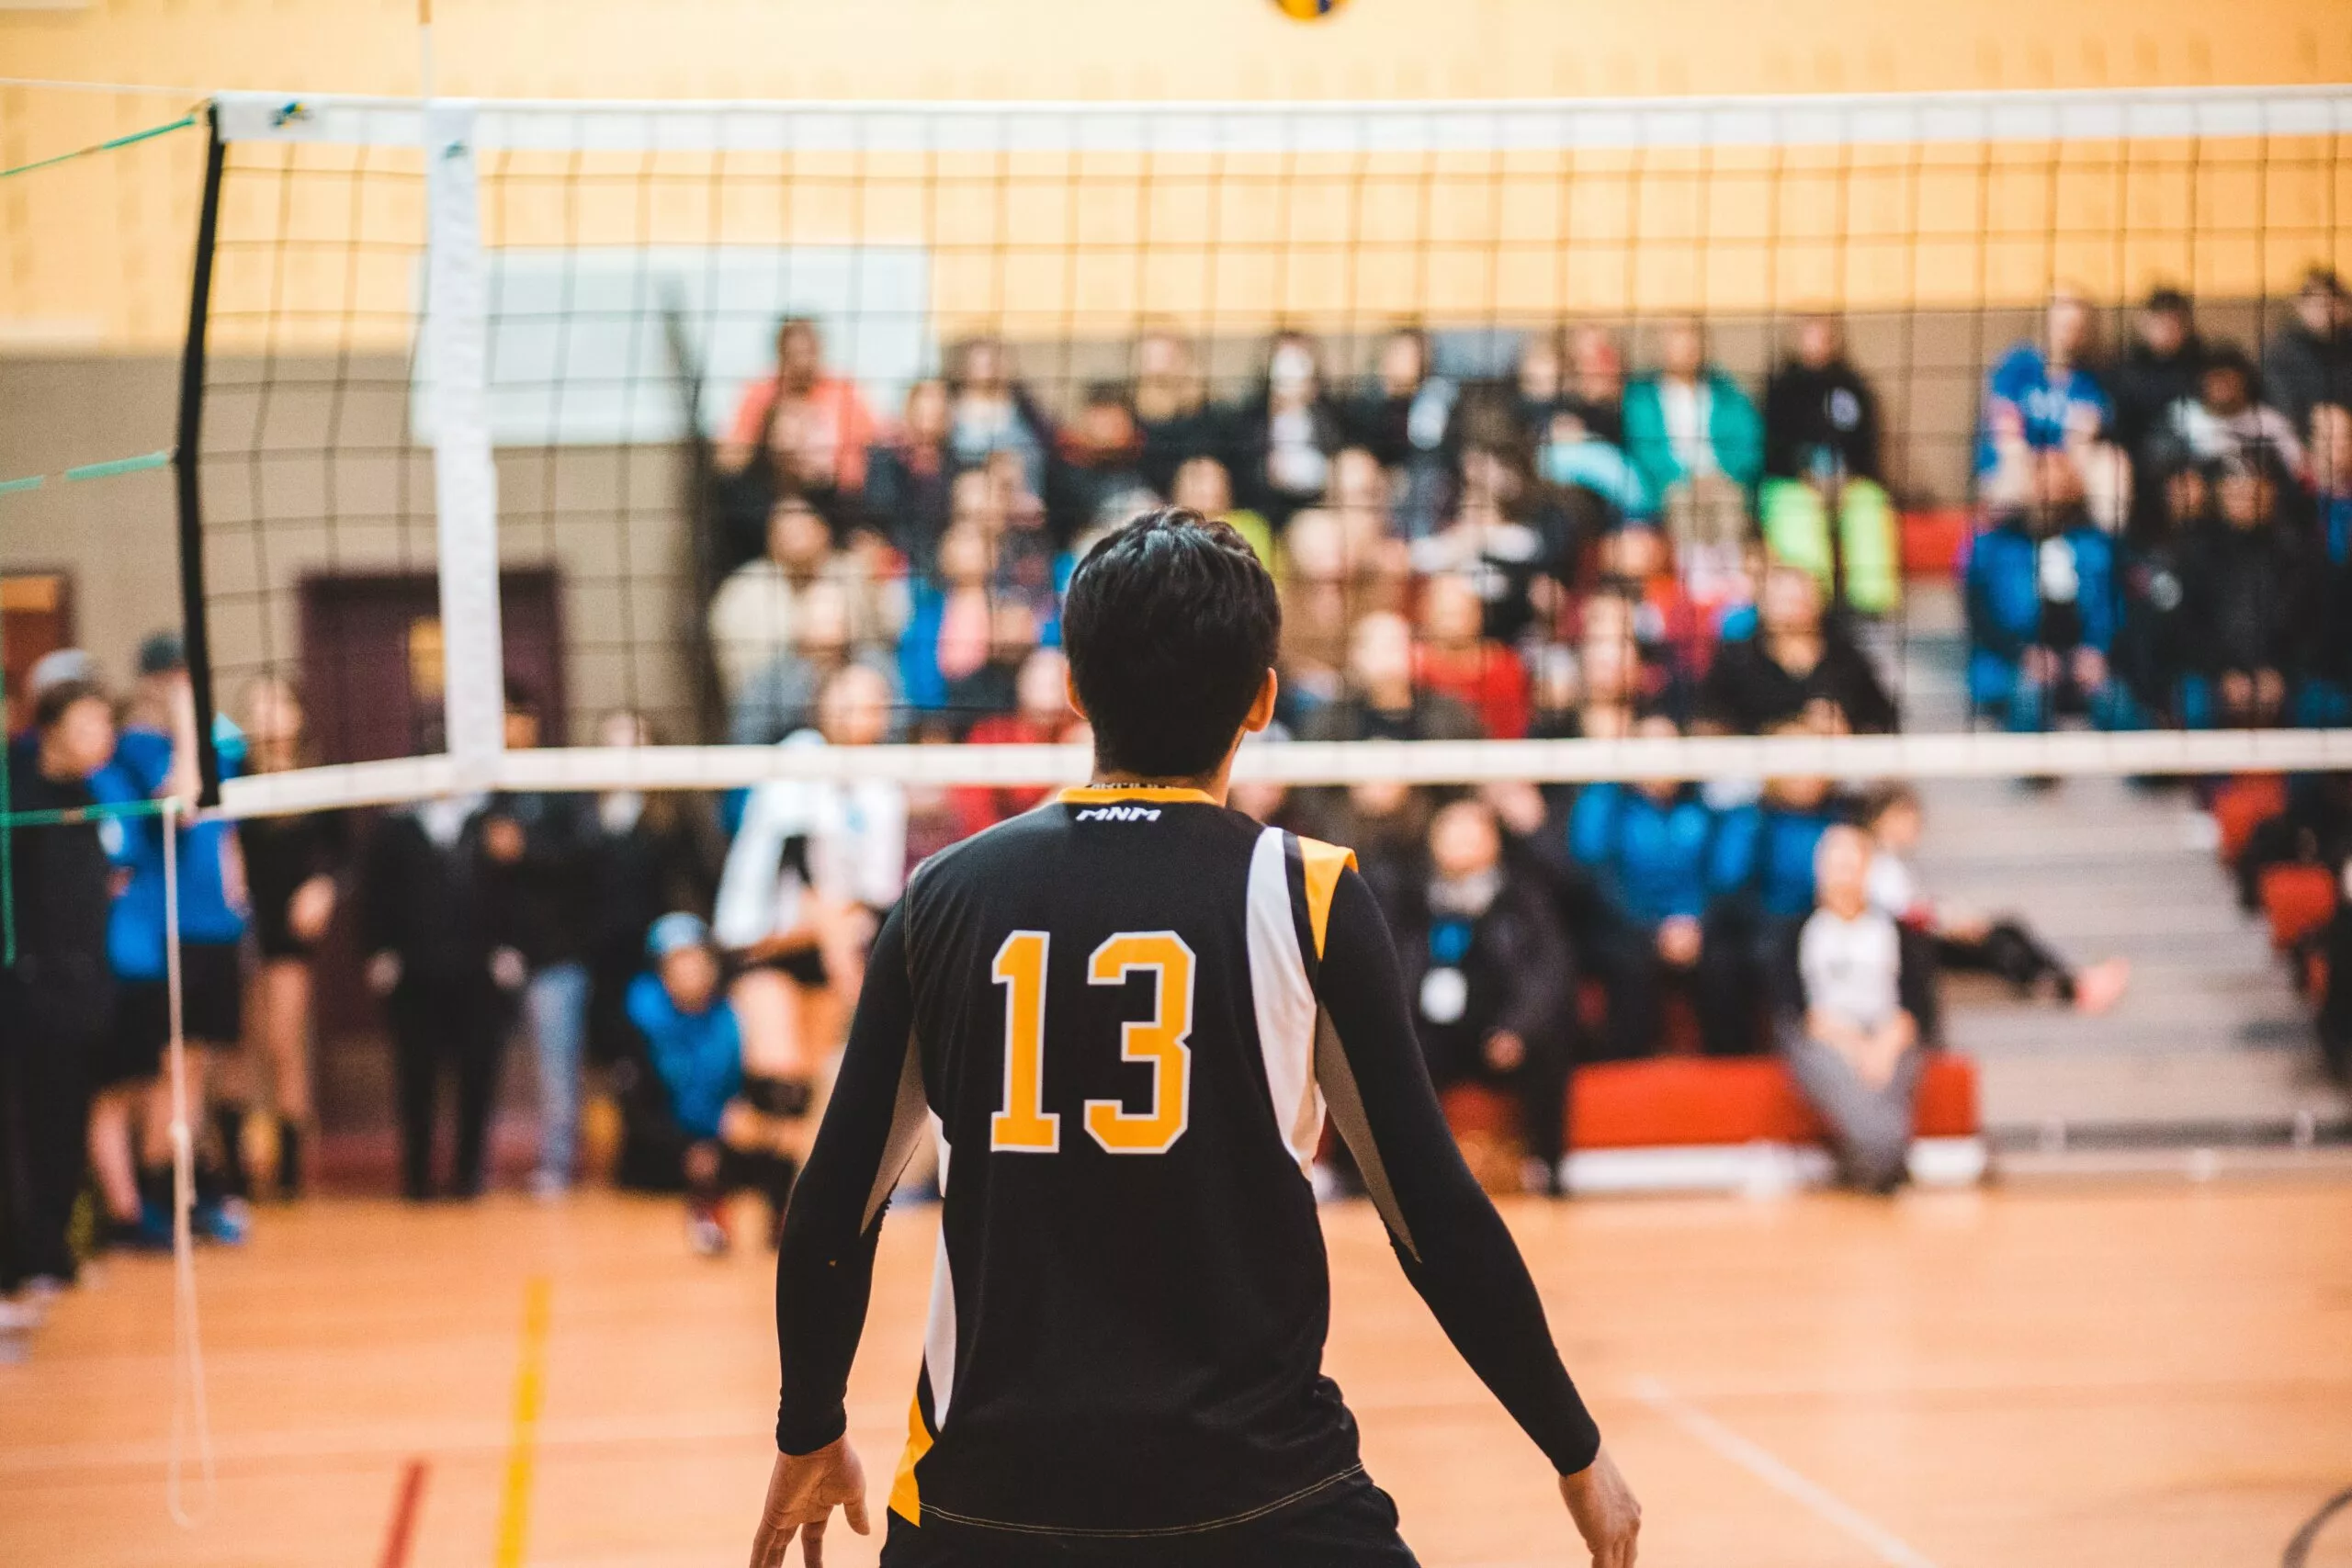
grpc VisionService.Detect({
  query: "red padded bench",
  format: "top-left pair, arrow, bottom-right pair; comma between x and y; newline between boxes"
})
1901,507 -> 1973,579
2259,863 -> 2339,953
2211,774 -> 2289,866
1437,1054 -> 1981,1186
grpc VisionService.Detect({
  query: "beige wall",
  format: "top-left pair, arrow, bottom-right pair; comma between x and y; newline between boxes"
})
4,0 -> 2347,730
5,0 -> 2351,350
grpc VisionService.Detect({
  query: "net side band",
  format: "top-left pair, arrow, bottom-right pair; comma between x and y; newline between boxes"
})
211,85 -> 2352,156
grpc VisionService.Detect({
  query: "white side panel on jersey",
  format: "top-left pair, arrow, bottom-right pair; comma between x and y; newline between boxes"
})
861,1030 -> 933,1232
1246,828 -> 1324,1173
922,1127 -> 958,1426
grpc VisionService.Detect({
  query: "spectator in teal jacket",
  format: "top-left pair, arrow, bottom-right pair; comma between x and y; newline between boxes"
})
1621,317 -> 1767,502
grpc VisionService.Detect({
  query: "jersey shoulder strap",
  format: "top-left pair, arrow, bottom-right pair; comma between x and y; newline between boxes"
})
1292,834 -> 1356,961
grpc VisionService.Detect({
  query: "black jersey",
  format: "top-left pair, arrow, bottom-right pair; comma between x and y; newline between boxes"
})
775,787 -> 1599,1545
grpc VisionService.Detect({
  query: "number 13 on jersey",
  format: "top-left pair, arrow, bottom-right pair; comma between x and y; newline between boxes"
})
989,930 -> 1196,1156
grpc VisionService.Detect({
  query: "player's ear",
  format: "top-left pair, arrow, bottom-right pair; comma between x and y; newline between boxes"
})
1242,668 -> 1278,734
1064,670 -> 1090,723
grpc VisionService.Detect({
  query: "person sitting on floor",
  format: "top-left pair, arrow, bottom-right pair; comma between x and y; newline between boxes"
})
1776,825 -> 1930,1195
628,913 -> 804,1256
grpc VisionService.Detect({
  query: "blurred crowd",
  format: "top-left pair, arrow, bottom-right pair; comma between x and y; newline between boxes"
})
6,264 -> 2351,1326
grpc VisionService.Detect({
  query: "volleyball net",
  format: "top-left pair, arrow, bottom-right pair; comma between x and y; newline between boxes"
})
146,85 -> 2352,812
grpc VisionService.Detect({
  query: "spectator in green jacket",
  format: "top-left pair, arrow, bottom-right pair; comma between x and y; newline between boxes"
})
1622,317 -> 1766,602
1622,317 -> 1766,500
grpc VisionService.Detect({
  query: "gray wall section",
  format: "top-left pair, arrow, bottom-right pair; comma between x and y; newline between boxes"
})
0,296 -> 2294,739
3,352 -> 704,741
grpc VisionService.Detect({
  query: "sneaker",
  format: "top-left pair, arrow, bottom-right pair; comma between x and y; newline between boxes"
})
2072,957 -> 2132,1015
110,1202 -> 175,1253
191,1194 -> 249,1246
686,1204 -> 730,1258
1519,1157 -> 1564,1198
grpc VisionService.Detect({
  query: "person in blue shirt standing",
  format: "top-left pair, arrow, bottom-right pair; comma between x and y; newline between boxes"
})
629,914 -> 803,1256
1978,288 -> 2113,490
1965,450 -> 2145,735
85,633 -> 249,1247
1566,713 -> 1758,1060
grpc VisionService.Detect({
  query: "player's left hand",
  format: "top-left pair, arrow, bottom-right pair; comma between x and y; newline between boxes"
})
748,1436 -> 869,1568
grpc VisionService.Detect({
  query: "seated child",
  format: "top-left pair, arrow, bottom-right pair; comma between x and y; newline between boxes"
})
628,914 -> 810,1256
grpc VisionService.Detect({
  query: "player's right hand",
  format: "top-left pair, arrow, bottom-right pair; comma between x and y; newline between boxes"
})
748,1437 -> 870,1568
1558,1443 -> 1641,1567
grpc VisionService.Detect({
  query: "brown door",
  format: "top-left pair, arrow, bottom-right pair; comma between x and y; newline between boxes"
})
300,570 -> 569,763
299,570 -> 568,1046
1,572 -> 75,716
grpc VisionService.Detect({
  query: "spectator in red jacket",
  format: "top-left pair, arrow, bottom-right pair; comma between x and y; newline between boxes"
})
950,649 -> 1086,838
1412,572 -> 1532,739
718,317 -> 879,505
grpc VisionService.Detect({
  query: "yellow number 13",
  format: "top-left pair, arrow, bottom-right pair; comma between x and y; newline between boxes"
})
989,930 -> 1194,1156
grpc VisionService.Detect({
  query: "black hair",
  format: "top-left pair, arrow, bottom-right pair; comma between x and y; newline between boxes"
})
2200,340 -> 2259,389
2143,286 -> 2193,316
1062,506 -> 1280,780
1080,380 -> 1134,412
33,677 -> 108,732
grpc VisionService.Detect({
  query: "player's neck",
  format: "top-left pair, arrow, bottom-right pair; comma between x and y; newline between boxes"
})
1087,765 -> 1230,807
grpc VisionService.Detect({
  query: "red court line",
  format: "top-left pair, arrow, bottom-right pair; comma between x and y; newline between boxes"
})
375,1456 -> 429,1568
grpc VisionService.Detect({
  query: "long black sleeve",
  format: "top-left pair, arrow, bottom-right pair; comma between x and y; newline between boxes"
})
774,903 -> 931,1454
1312,867 -> 1602,1475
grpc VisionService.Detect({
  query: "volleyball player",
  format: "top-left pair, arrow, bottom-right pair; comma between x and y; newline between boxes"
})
750,509 -> 1640,1566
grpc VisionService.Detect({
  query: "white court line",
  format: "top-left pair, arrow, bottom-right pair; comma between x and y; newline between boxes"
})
1633,1376 -> 1944,1568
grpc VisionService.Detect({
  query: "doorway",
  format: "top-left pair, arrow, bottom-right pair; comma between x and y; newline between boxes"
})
1,572 -> 76,716
300,570 -> 569,763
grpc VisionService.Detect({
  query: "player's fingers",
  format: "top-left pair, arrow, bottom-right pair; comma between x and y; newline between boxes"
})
800,1516 -> 827,1568
751,1520 -> 793,1568
843,1489 -> 871,1536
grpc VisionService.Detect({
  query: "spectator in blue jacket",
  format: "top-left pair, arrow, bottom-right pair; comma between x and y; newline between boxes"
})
628,913 -> 800,1257
1566,714 -> 1758,1059
1978,287 -> 2111,486
85,633 -> 248,1247
1965,450 -> 2144,734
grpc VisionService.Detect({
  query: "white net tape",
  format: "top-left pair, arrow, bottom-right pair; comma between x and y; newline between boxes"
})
214,85 -> 2352,154
220,728 -> 2352,818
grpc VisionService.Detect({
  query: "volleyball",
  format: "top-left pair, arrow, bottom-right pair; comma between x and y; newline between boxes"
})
1271,0 -> 1350,19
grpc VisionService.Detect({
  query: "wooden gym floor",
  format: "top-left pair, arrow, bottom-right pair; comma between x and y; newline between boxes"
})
2,1182 -> 2348,1568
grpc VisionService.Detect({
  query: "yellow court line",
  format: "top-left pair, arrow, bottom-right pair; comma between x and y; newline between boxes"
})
492,1276 -> 554,1568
